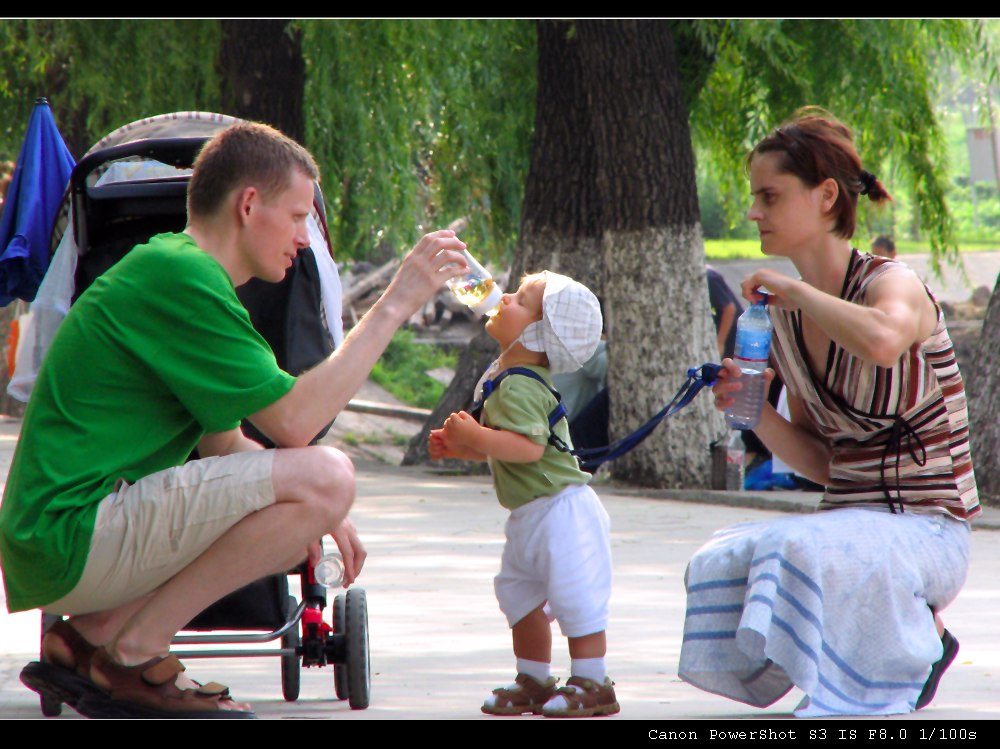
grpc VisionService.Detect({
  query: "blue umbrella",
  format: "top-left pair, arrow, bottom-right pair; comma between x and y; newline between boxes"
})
0,97 -> 76,306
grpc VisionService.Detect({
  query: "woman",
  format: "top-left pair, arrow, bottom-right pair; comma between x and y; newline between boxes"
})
678,109 -> 979,717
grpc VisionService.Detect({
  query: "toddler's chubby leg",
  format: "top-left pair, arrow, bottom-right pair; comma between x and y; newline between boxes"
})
482,605 -> 558,715
512,605 -> 553,662
541,629 -> 619,717
568,630 -> 606,661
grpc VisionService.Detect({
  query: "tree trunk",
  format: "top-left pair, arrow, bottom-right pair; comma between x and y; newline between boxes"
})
512,20 -> 604,293
967,278 -> 1000,505
218,20 -> 305,143
406,20 -> 725,487
576,20 -> 722,488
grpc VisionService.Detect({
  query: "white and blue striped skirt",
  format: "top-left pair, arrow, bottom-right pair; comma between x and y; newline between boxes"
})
678,507 -> 970,716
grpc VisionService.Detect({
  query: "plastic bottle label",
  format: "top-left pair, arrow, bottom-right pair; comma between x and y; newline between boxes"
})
734,328 -> 771,363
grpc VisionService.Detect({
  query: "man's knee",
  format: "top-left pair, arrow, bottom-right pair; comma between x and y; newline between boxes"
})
273,446 -> 356,526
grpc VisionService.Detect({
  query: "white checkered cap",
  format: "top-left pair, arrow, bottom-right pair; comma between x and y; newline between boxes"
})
519,271 -> 603,374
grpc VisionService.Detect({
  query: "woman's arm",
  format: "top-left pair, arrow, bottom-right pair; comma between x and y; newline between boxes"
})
742,267 -> 937,368
753,391 -> 831,484
713,362 -> 831,484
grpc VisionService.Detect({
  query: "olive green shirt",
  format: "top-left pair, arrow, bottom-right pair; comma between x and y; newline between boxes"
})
482,365 -> 592,510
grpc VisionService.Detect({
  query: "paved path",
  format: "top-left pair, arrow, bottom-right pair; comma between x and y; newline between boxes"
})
1,409 -> 997,721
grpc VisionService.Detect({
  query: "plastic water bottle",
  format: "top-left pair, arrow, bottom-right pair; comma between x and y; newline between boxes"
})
446,250 -> 503,316
726,430 -> 745,489
314,552 -> 345,588
725,298 -> 772,430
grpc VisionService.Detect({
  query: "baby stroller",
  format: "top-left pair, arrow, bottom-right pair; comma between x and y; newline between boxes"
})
23,112 -> 370,715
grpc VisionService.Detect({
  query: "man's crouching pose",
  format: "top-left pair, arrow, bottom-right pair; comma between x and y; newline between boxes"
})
0,122 -> 468,718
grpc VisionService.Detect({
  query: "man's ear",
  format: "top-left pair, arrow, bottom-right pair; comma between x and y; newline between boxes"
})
235,186 -> 258,223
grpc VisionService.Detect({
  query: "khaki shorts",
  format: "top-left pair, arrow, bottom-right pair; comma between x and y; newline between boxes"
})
46,450 -> 277,616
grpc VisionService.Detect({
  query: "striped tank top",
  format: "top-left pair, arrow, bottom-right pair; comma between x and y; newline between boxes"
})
769,250 -> 980,520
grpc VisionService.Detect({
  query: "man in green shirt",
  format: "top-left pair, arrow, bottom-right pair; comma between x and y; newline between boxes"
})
0,122 -> 467,718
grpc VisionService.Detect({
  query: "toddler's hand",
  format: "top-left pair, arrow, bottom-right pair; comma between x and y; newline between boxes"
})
443,410 -> 479,445
428,428 -> 450,460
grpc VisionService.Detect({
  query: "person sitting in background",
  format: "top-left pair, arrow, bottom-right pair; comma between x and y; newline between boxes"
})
706,265 -> 744,359
552,337 -> 608,459
872,234 -> 896,259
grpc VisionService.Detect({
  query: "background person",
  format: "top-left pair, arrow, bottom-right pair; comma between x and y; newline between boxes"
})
871,234 -> 896,259
706,264 -> 743,359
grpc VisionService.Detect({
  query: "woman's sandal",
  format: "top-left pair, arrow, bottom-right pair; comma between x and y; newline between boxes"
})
19,619 -> 107,710
916,629 -> 959,710
75,647 -> 255,719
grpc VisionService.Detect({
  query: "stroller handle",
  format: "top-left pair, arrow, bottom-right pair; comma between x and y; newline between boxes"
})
71,137 -> 209,192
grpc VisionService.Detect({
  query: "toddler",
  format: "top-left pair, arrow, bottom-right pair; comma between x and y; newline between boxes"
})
430,270 -> 618,717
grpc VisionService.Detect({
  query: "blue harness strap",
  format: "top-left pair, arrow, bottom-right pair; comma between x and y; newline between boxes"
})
470,366 -> 567,427
469,363 -> 722,470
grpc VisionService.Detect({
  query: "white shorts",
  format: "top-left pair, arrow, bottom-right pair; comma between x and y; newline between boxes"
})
494,483 -> 612,638
46,450 -> 277,616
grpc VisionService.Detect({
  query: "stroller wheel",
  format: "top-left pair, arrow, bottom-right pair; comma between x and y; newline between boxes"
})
281,596 -> 301,702
345,588 -> 370,709
332,593 -> 349,700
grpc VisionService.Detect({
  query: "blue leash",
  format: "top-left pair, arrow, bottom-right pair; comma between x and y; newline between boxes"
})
470,363 -> 723,470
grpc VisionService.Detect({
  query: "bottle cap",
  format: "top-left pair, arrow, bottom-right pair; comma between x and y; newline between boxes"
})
471,283 -> 504,316
314,553 -> 345,588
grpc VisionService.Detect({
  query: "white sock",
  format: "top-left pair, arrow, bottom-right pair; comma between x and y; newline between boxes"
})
571,657 -> 606,683
516,658 -> 552,683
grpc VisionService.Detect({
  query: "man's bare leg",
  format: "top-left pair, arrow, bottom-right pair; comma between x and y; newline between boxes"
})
68,446 -> 356,708
57,595 -> 153,653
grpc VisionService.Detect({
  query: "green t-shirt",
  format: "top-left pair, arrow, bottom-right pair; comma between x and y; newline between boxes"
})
482,365 -> 592,510
0,232 -> 296,612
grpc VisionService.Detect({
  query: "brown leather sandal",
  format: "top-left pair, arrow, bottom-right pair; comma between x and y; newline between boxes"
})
481,673 -> 559,715
20,619 -> 106,709
541,675 -> 620,717
75,647 -> 255,719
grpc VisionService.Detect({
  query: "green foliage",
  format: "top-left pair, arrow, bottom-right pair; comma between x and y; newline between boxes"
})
301,20 -> 536,264
695,148 -> 756,240
936,85 -> 1000,242
3,19 -> 993,274
369,328 -> 458,410
1,19 -> 535,270
0,20 -> 221,159
685,19 -> 999,270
